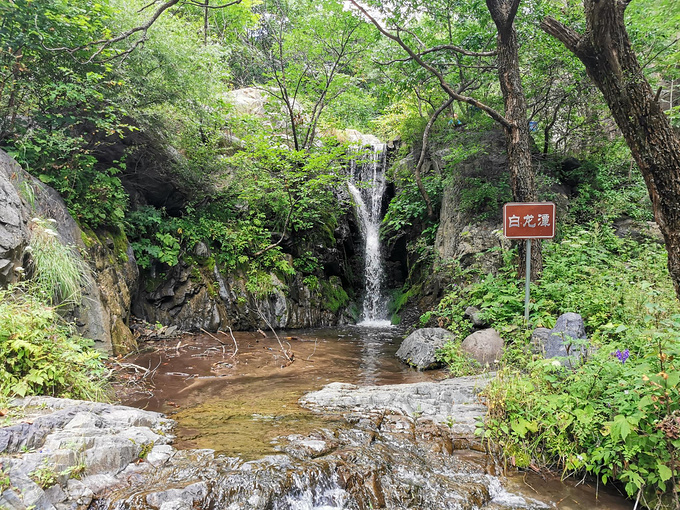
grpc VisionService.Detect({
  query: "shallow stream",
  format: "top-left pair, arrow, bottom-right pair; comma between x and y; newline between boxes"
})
120,327 -> 437,458
118,327 -> 633,509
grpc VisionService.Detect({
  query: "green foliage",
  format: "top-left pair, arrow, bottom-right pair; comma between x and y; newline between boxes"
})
481,308 -> 680,506
459,177 -> 511,221
435,340 -> 481,376
319,276 -> 350,314
429,224 -> 673,336
30,461 -> 58,489
0,288 -> 109,400
567,151 -> 653,224
426,224 -> 678,504
27,218 -> 92,306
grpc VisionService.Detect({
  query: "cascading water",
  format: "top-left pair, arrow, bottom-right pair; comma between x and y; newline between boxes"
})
348,144 -> 392,327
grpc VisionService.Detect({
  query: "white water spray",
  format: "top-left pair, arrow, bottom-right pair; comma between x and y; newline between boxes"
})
348,145 -> 392,327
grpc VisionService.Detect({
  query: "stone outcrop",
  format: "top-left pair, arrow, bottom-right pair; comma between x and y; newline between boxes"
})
1,381 -> 552,510
0,149 -> 137,354
396,327 -> 455,370
0,397 -> 174,510
134,261 -> 354,331
0,150 -> 30,287
82,228 -> 139,353
434,130 -> 511,272
532,312 -> 588,366
301,375 -> 491,435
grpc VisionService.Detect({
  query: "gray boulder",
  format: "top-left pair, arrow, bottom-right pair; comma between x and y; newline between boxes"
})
464,306 -> 487,328
461,328 -> 504,365
533,312 -> 588,366
396,327 -> 455,370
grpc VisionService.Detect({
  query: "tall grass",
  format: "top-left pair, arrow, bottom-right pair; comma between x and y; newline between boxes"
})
27,218 -> 92,306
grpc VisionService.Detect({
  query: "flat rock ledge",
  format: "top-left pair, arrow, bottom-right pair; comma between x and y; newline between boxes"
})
300,374 -> 492,435
0,397 -> 176,510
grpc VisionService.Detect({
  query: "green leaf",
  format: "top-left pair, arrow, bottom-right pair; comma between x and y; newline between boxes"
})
658,464 -> 673,482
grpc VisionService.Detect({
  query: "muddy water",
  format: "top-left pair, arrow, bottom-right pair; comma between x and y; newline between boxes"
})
120,327 -> 442,459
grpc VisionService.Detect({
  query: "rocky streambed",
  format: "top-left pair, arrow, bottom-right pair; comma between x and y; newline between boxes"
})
0,376 -> 632,510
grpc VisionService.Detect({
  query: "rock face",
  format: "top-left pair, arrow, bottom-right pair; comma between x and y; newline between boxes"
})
0,397 -> 174,510
0,150 -> 30,287
396,327 -> 455,370
532,312 -> 588,366
0,149 -> 137,354
82,228 -> 139,354
134,262 -> 354,331
461,328 -> 504,365
434,130 -> 511,272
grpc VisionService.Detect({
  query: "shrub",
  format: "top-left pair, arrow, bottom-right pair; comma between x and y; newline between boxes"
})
0,288 -> 109,400
424,224 -> 680,506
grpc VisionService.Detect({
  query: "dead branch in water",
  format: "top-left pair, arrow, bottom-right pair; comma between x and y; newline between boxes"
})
255,306 -> 293,364
306,337 -> 318,361
200,327 -> 226,354
218,327 -> 239,358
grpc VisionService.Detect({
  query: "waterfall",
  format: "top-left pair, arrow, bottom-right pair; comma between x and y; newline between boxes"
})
348,144 -> 392,327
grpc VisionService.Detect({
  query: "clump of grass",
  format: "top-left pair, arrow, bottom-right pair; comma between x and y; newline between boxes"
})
27,217 -> 92,306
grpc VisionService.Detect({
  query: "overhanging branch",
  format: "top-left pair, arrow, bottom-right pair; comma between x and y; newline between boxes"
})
348,0 -> 511,130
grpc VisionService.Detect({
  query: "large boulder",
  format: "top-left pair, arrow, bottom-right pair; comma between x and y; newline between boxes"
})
396,327 -> 455,370
532,312 -> 588,366
461,328 -> 504,365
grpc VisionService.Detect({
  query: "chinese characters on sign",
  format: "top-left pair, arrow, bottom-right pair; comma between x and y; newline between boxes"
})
503,202 -> 556,239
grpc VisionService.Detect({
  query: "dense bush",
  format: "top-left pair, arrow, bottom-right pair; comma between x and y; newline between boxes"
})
0,288 -> 109,401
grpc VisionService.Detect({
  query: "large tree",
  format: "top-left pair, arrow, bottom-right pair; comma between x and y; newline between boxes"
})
542,0 -> 680,300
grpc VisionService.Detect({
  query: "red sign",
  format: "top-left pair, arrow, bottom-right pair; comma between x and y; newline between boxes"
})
503,202 -> 556,239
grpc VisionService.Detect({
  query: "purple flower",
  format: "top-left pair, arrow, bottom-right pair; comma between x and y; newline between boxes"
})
613,349 -> 630,363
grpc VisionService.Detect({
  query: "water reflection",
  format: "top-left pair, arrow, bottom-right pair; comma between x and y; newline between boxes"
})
117,326 -> 438,457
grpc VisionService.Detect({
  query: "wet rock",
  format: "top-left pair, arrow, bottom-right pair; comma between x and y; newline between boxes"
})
146,481 -> 208,509
396,327 -> 455,370
461,328 -> 504,365
300,376 -> 490,435
533,312 -> 588,366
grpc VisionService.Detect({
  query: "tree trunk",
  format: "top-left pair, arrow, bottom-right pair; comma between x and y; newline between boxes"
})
488,0 -> 542,279
542,0 -> 680,300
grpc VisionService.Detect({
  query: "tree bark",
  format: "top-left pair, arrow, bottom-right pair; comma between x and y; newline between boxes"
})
488,0 -> 542,279
542,0 -> 680,300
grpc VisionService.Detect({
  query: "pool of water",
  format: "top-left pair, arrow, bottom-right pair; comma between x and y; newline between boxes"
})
119,326 -> 442,458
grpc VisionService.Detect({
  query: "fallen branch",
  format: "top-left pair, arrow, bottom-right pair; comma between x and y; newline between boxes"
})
255,306 -> 293,364
219,327 -> 239,358
306,337 -> 318,361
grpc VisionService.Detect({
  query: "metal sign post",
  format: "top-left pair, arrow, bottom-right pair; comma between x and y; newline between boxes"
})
524,239 -> 531,324
503,202 -> 556,326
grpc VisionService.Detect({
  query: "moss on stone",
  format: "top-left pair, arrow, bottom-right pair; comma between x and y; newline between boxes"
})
320,276 -> 349,314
